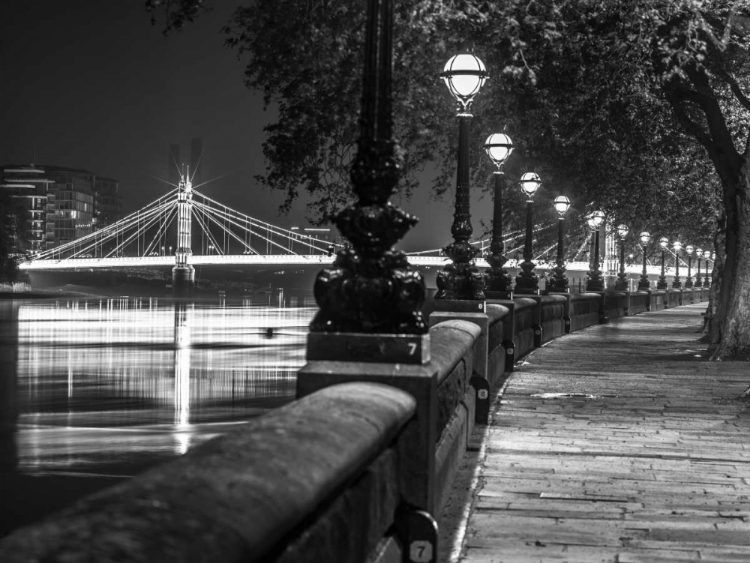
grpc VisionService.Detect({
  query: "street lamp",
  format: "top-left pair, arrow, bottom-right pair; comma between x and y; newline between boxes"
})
672,240 -> 682,288
685,245 -> 694,288
638,231 -> 651,290
435,47 -> 488,301
657,237 -> 668,289
615,224 -> 629,291
585,210 -> 605,291
549,195 -> 571,292
514,172 -> 542,294
483,132 -> 513,295
694,247 -> 703,287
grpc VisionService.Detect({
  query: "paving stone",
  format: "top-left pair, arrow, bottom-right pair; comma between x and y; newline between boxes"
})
446,304 -> 750,563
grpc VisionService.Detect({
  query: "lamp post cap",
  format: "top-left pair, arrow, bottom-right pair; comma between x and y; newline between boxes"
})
586,210 -> 605,228
617,224 -> 629,238
553,195 -> 570,216
484,133 -> 513,167
442,51 -> 488,106
520,172 -> 542,198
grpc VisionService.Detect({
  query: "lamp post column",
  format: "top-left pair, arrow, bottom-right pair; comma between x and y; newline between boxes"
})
615,224 -> 629,291
436,112 -> 484,300
638,231 -> 651,290
483,133 -> 513,295
514,173 -> 542,295
685,245 -> 694,288
549,195 -> 571,292
485,171 -> 513,294
672,241 -> 682,288
657,237 -> 668,289
695,247 -> 703,287
585,211 -> 605,291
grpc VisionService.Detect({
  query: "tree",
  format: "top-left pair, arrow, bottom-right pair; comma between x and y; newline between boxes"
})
148,0 -> 749,359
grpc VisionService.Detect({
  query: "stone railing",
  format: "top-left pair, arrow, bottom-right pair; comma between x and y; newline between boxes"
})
0,289 -> 709,562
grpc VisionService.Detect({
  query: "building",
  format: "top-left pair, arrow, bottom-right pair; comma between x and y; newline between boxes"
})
0,164 -> 122,254
44,166 -> 95,248
0,165 -> 55,253
93,176 -> 121,230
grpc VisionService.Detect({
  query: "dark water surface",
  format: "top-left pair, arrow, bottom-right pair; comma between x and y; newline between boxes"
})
0,293 -> 315,535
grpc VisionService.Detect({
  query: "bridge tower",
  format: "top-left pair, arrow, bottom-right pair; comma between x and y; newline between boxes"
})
172,169 -> 195,294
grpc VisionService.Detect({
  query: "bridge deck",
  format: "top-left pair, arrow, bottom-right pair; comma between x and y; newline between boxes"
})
443,303 -> 750,563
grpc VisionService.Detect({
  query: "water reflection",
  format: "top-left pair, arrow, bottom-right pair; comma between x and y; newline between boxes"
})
10,296 -> 316,476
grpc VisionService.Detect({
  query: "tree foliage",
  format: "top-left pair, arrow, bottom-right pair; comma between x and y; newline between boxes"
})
150,0 -> 750,358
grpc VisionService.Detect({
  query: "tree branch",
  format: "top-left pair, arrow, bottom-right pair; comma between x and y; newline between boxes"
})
682,63 -> 742,160
664,88 -> 714,148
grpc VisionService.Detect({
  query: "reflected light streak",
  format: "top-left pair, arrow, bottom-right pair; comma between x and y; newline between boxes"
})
174,304 -> 192,429
13,295 -> 315,475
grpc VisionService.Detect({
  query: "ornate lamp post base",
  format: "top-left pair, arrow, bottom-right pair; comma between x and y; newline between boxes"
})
547,265 -> 569,293
585,269 -> 605,292
515,262 -> 540,295
307,330 -> 430,364
484,266 -> 514,299
435,241 -> 485,301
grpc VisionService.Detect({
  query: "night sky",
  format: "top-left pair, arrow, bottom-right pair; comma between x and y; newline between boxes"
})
0,1 -> 492,252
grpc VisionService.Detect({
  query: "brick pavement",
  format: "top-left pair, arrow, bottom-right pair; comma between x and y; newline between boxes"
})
443,303 -> 750,563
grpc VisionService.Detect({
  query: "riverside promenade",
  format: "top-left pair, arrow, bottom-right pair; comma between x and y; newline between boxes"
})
445,303 -> 750,563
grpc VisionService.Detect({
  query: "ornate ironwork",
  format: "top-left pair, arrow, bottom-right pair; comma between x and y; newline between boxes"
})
514,199 -> 539,294
435,111 -> 485,300
548,216 -> 569,292
638,245 -> 650,290
615,237 -> 628,291
585,227 -> 604,292
657,250 -> 668,289
485,172 -> 513,293
310,0 -> 427,334
672,252 -> 682,288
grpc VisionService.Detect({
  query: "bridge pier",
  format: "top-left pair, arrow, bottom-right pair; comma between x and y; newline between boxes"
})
171,265 -> 195,296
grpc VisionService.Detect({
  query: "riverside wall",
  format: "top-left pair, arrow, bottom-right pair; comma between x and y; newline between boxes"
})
0,288 -> 710,562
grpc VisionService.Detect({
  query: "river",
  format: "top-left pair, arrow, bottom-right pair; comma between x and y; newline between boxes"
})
0,290 -> 316,536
